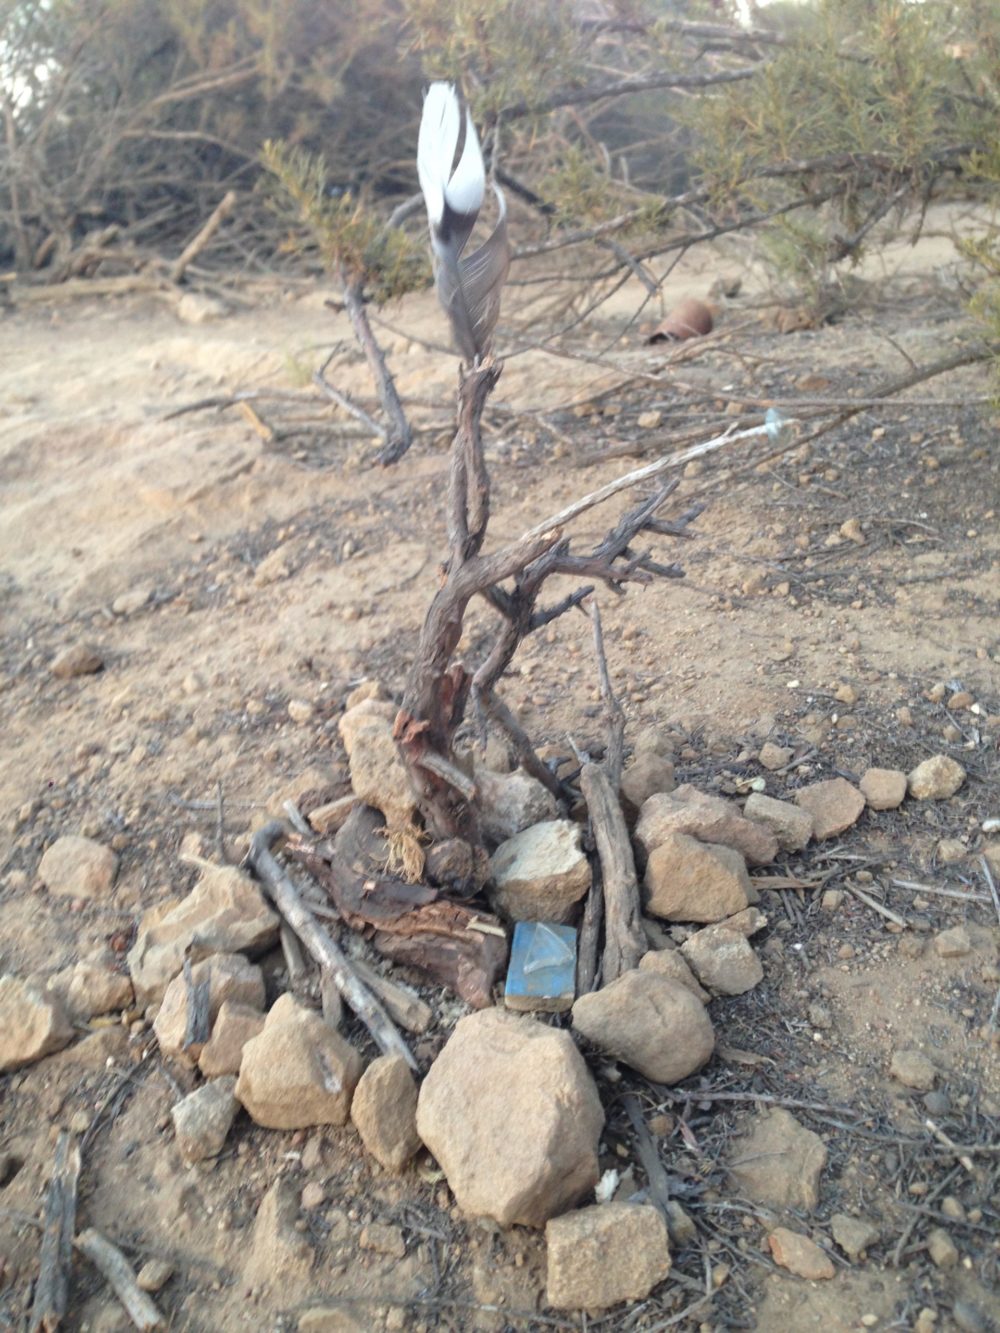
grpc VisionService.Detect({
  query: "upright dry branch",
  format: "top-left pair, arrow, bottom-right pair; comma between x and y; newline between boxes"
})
29,1132 -> 80,1333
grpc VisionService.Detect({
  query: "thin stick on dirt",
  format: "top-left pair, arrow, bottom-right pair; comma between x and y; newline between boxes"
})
247,821 -> 417,1069
29,1131 -> 81,1333
889,878 -> 991,904
844,882 -> 908,927
338,270 -> 413,465
981,854 -> 1000,926
169,189 -> 236,283
73,1230 -> 164,1331
924,1118 -> 975,1174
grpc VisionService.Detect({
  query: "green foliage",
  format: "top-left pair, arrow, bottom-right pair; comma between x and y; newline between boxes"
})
403,0 -> 585,121
262,141 -> 427,302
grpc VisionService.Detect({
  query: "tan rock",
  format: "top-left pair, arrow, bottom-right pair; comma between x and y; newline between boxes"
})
743,792 -> 814,852
38,835 -> 118,899
490,820 -> 590,922
830,1212 -> 879,1259
889,1048 -> 936,1090
681,924 -> 763,995
337,696 -> 396,756
638,948 -> 709,1003
154,954 -> 264,1063
351,1054 -> 422,1173
767,1227 -> 835,1279
50,642 -> 103,678
934,925 -> 972,958
198,1001 -> 266,1077
644,833 -> 751,922
546,1203 -> 671,1310
416,1008 -> 603,1227
236,994 -> 363,1129
0,976 -> 74,1072
793,778 -> 865,839
344,711 -> 415,830
243,1178 -> 312,1293
859,767 -> 907,810
728,1108 -> 826,1210
620,754 -> 676,812
572,970 -> 714,1084
45,951 -> 133,1020
758,742 -> 792,771
908,755 -> 966,800
636,784 -> 777,866
127,865 -> 279,1007
718,906 -> 768,936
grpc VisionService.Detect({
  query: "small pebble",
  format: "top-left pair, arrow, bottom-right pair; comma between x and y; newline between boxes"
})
922,1090 -> 951,1116
927,1227 -> 958,1268
301,1181 -> 325,1210
935,926 -> 971,958
136,1258 -> 174,1293
952,1302 -> 988,1333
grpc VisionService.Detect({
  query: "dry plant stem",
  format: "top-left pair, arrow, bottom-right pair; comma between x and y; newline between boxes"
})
588,598 -> 625,785
73,1230 -> 164,1331
576,861 -> 604,995
339,269 -> 412,465
29,1131 -> 80,1333
247,821 -> 417,1069
169,189 -> 236,282
583,759 -> 646,985
313,353 -> 385,439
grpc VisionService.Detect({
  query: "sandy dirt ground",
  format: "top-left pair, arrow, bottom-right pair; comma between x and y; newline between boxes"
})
1,210 -> 998,1332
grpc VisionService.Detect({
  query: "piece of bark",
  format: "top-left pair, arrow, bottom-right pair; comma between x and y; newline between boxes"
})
181,957 -> 211,1052
29,1132 -> 81,1333
74,1230 -> 164,1331
576,870 -> 604,996
289,806 -> 507,1009
247,822 -> 416,1069
581,763 -> 645,983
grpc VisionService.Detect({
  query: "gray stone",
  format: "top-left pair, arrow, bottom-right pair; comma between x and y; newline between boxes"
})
416,1008 -> 603,1227
636,784 -> 777,866
0,976 -> 74,1072
546,1203 -> 671,1311
127,865 -> 279,1007
793,778 -> 865,839
198,1001 -> 265,1077
351,1054 -> 421,1173
490,820 -> 590,922
236,994 -> 363,1129
934,925 -> 972,958
572,970 -> 714,1084
908,755 -> 966,800
38,835 -> 118,899
171,1076 -> 239,1163
681,924 -> 763,995
859,767 -> 907,810
638,948 -> 709,1003
475,767 -> 558,844
743,792 -> 814,852
728,1108 -> 826,1211
643,833 -> 751,922
830,1212 -> 879,1259
154,954 -> 264,1064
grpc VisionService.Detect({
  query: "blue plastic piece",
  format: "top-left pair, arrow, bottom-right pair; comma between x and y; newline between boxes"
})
504,921 -> 577,1012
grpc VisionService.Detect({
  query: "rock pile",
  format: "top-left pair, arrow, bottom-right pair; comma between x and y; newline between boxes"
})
8,716 -> 980,1315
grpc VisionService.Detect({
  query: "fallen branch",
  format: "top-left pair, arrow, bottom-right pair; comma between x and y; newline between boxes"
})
29,1132 -> 80,1333
247,821 -> 417,1069
73,1230 -> 164,1331
169,189 -> 236,283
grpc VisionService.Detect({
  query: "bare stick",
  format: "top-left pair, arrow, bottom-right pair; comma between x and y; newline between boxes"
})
247,822 -> 417,1069
520,419 -> 784,544
581,763 -> 646,984
74,1230 -> 164,1331
981,854 -> 1000,926
588,598 -> 624,787
924,1118 -> 975,1174
313,354 -> 386,438
845,883 -> 908,927
169,190 -> 236,283
350,958 -> 433,1034
29,1131 -> 81,1333
576,867 -> 603,996
339,271 -> 413,465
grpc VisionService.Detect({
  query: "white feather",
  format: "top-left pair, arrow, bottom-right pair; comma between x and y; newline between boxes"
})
445,110 -> 485,218
417,82 -> 461,228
